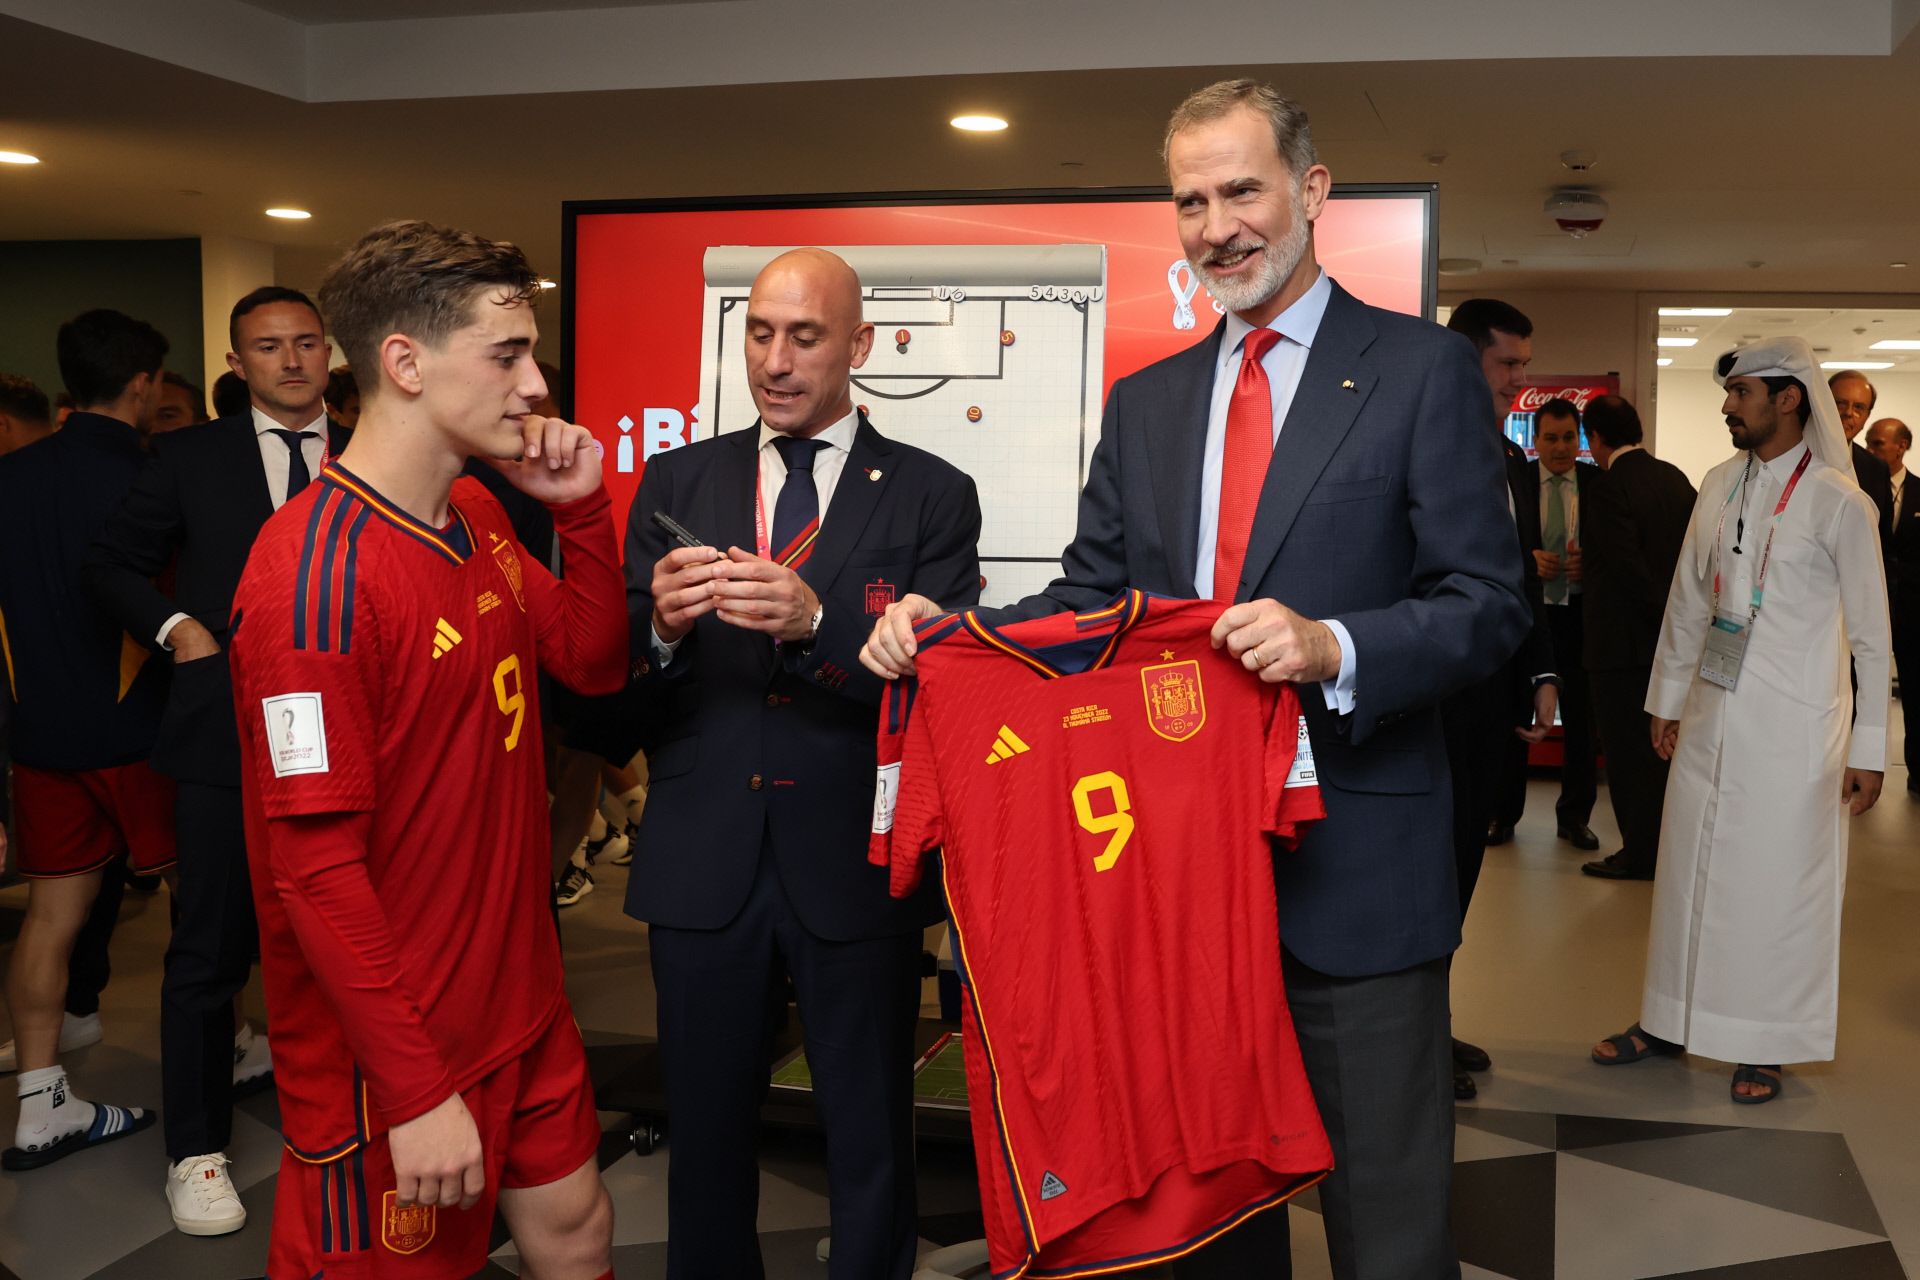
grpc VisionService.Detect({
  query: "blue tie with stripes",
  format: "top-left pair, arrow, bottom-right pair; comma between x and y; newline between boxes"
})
770,436 -> 826,570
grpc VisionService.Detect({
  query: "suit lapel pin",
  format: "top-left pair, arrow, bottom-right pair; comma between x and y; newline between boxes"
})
1341,379 -> 1356,390
867,468 -> 883,481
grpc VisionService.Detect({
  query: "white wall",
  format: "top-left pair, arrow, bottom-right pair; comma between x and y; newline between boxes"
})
1654,368 -> 1920,487
198,235 -> 277,397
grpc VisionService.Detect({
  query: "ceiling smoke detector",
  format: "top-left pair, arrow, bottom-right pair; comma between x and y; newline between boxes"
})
1544,187 -> 1608,239
1559,150 -> 1598,173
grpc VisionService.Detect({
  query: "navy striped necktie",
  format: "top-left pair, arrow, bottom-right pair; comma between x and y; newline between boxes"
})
770,436 -> 826,569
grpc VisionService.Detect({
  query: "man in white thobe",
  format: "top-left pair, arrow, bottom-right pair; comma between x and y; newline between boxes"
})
1592,337 -> 1889,1104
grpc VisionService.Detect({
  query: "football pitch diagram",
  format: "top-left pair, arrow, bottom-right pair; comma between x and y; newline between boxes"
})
770,1032 -> 970,1112
696,245 -> 1107,607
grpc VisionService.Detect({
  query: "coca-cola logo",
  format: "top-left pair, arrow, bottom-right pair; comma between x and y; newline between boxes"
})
1512,386 -> 1603,413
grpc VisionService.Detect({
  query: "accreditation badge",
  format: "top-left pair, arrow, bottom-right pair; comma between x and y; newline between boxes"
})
1699,615 -> 1751,692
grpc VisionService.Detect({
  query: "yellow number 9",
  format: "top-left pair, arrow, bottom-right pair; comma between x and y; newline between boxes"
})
1072,770 -> 1134,873
492,654 -> 525,752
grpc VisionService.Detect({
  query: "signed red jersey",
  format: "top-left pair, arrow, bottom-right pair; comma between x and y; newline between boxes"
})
870,591 -> 1330,1277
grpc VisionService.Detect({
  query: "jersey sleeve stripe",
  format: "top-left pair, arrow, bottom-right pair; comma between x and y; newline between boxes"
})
338,505 -> 372,655
292,488 -> 333,651
315,492 -> 355,653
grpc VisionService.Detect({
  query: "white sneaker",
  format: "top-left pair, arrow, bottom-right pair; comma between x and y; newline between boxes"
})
557,863 -> 595,906
232,1026 -> 273,1090
167,1153 -> 247,1236
0,1013 -> 103,1073
584,826 -> 628,866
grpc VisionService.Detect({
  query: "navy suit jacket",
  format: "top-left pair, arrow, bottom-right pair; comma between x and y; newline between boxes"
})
84,413 -> 352,785
991,281 -> 1530,977
622,413 -> 982,942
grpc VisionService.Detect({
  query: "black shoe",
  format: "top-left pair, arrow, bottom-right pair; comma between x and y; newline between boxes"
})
1451,1037 -> 1492,1072
1582,853 -> 1653,881
1557,823 -> 1601,851
1485,821 -> 1516,847
1454,1069 -> 1477,1100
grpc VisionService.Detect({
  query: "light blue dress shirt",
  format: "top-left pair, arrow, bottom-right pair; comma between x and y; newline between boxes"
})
1192,270 -> 1357,713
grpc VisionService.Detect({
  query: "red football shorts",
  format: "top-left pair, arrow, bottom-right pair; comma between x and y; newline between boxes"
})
267,1005 -> 600,1279
10,762 -> 177,879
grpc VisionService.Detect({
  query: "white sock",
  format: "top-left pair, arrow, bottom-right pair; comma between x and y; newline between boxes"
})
16,1065 -> 94,1148
611,784 -> 646,825
234,1020 -> 255,1057
586,810 -> 607,843
597,787 -> 625,829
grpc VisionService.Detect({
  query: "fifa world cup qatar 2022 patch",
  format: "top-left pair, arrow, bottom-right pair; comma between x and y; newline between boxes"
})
261,691 -> 329,778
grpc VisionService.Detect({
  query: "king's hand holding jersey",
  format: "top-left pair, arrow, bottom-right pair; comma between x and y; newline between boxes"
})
229,414 -> 626,1235
873,592 -> 1330,1276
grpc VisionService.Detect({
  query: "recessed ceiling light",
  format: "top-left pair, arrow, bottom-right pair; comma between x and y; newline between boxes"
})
1438,257 -> 1482,276
1892,262 -> 1910,269
1656,337 -> 1698,347
950,115 -> 1009,133
1819,360 -> 1895,370
1656,357 -> 1673,366
1658,307 -> 1732,317
1868,340 -> 1920,350
537,279 -> 558,290
265,207 -> 311,220
0,150 -> 40,166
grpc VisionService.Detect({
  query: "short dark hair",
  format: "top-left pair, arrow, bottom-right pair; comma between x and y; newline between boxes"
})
1761,375 -> 1813,427
1534,397 -> 1581,427
0,373 -> 51,425
1446,299 -> 1533,353
324,364 -> 358,413
1828,368 -> 1877,412
319,220 -> 540,393
212,370 -> 250,418
56,309 -> 169,407
229,285 -> 323,352
1581,394 -> 1644,447
162,370 -> 207,422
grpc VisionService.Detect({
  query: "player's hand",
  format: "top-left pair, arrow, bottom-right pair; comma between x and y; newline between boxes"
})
861,594 -> 944,678
1564,543 -> 1584,584
1532,549 -> 1564,580
168,618 -> 222,663
708,547 -> 820,643
1842,768 -> 1883,816
651,545 -> 724,645
1516,681 -> 1558,743
1211,598 -> 1341,684
486,415 -> 603,506
1651,716 -> 1679,761
388,1093 -> 484,1212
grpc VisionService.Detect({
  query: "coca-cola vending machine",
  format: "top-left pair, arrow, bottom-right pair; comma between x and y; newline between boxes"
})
1505,376 -> 1620,458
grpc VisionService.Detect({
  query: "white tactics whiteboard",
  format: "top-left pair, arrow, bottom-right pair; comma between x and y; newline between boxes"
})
696,244 -> 1107,607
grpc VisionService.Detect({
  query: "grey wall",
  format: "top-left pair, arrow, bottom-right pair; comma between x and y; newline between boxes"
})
0,238 -> 203,406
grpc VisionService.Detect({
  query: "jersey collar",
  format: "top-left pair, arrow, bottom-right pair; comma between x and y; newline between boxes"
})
320,463 -> 475,564
959,589 -> 1149,679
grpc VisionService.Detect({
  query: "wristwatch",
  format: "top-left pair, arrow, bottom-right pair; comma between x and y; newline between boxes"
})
802,604 -> 825,651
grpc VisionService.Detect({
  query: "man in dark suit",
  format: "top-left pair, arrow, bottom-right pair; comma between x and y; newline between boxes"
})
85,285 -> 348,1236
1830,370 -> 1895,552
1865,417 -> 1920,792
1577,395 -> 1696,879
1515,398 -> 1600,847
865,81 -> 1528,1278
624,248 -> 981,1279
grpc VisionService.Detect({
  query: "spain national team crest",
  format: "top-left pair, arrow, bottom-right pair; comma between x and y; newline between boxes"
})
490,532 -> 527,612
1141,660 -> 1207,742
381,1191 -> 436,1254
865,579 -> 897,617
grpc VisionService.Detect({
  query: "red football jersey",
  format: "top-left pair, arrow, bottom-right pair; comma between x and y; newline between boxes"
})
230,464 -> 624,1161
871,591 -> 1331,1276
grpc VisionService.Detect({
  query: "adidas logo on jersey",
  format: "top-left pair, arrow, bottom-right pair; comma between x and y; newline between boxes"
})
1040,1171 -> 1068,1200
431,618 -> 463,659
984,724 -> 1031,764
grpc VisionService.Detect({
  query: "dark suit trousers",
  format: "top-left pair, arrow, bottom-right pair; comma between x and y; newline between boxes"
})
1544,599 -> 1596,828
1588,667 -> 1667,875
648,839 -> 921,1280
1173,952 -> 1457,1279
161,781 -> 258,1160
1896,605 -> 1920,779
1441,678 -> 1509,920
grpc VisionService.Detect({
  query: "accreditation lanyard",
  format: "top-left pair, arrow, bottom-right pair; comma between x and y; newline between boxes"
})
753,459 -> 771,561
1711,449 -> 1812,622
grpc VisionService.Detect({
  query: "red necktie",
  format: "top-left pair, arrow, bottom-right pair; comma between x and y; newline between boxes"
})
1212,326 -> 1282,601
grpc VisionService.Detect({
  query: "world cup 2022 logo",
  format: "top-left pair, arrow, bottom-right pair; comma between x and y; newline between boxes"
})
1141,660 -> 1206,742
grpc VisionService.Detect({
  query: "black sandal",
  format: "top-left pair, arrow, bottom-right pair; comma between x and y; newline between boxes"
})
1591,1023 -> 1683,1065
1730,1064 -> 1782,1104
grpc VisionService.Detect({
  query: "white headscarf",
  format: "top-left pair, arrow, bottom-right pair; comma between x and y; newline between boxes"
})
1711,337 -> 1856,481
1696,337 -> 1861,576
